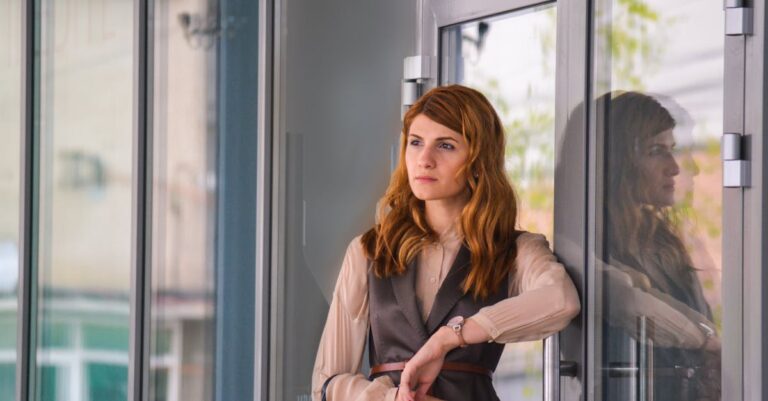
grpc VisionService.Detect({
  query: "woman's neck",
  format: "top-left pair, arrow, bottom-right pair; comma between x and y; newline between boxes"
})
424,191 -> 469,236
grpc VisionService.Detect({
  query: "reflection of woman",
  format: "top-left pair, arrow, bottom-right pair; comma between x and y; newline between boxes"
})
311,85 -> 580,401
602,91 -> 720,401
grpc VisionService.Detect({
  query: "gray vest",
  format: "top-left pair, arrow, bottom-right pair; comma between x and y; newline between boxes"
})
367,244 -> 509,401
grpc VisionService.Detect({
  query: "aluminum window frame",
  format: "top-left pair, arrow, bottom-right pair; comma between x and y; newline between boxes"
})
128,0 -> 154,400
256,0 -> 275,400
16,0 -> 37,398
742,0 -> 768,399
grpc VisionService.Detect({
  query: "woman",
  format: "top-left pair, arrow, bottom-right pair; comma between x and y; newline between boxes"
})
312,85 -> 580,401
601,91 -> 720,401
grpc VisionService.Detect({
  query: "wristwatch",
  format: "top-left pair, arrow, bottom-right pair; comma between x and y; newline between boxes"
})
446,316 -> 467,348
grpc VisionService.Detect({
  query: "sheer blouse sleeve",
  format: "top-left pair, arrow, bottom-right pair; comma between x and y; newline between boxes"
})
469,232 -> 581,343
311,235 -> 399,401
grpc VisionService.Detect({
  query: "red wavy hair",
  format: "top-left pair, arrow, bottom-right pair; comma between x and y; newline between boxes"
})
361,85 -> 520,300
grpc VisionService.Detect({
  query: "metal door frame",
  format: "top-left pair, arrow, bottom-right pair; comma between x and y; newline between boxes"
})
409,1 -> 768,401
741,1 -> 768,399
412,1 -> 592,401
584,1 -> 764,401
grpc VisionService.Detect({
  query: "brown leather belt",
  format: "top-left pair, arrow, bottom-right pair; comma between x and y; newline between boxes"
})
370,361 -> 493,378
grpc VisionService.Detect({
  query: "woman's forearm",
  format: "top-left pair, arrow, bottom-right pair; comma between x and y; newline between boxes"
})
430,317 -> 493,354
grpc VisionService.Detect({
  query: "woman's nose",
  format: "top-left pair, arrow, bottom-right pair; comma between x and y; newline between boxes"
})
418,147 -> 435,168
666,155 -> 681,176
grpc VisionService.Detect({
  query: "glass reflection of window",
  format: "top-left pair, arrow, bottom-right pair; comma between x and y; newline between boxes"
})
34,0 -> 134,399
441,6 -> 557,400
0,0 -> 22,397
150,0 -> 219,400
594,0 -> 723,400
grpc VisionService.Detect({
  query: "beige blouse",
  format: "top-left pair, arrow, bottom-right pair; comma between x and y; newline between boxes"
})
311,230 -> 581,401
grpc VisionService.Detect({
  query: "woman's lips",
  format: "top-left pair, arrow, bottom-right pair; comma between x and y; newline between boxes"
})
415,176 -> 437,183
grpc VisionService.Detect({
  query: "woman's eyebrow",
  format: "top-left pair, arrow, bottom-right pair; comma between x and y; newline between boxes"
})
408,133 -> 459,142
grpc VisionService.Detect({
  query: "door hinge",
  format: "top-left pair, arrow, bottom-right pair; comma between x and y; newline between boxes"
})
401,55 -> 433,117
722,132 -> 750,188
725,0 -> 753,36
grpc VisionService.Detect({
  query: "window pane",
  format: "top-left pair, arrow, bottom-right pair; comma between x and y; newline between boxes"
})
0,364 -> 15,401
86,363 -> 128,401
34,0 -> 134,400
149,1 -> 259,400
441,5 -> 557,400
149,0 -> 218,400
0,0 -> 22,397
592,1 -> 723,400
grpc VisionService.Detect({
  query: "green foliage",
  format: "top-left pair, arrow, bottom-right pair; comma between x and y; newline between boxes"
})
596,0 -> 671,90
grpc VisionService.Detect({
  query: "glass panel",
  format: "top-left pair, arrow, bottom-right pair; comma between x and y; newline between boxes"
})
0,0 -> 22,396
86,363 -> 128,401
149,0 -> 218,399
34,0 -> 134,400
150,0 -> 259,400
39,366 -> 67,401
0,364 -> 15,401
592,1 -> 722,400
279,3 -> 413,399
441,5 -> 557,400
40,321 -> 74,349
82,324 -> 130,352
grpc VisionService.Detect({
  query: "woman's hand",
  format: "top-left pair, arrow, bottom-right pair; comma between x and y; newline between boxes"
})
398,327 -> 458,401
395,388 -> 445,401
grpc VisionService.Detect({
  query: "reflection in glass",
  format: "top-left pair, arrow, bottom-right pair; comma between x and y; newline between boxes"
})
0,0 -> 22,398
441,5 -> 556,400
593,0 -> 723,400
149,0 -> 218,400
34,0 -> 134,399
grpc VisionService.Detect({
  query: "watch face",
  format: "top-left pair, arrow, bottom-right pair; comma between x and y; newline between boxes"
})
447,316 -> 465,327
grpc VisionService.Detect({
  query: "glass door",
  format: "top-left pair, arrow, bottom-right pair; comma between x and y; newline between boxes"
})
583,1 -> 743,400
419,0 -> 749,401
440,5 -> 557,401
416,1 -> 561,400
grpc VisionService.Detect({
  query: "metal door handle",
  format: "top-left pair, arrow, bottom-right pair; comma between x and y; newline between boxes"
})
638,315 -> 654,401
602,316 -> 654,401
543,334 -> 578,401
543,334 -> 559,401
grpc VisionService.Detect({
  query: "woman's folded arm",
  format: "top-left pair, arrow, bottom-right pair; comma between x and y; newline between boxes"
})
311,236 -> 399,401
470,233 -> 581,343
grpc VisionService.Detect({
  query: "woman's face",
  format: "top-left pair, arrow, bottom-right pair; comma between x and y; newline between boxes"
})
634,129 -> 681,207
405,114 -> 470,203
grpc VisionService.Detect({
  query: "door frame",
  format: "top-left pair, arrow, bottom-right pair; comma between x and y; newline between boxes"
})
409,1 -> 768,401
257,0 -> 768,399
741,0 -> 768,399
413,1 -> 591,401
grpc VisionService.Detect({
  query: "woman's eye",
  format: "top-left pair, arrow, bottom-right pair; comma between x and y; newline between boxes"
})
409,139 -> 421,146
648,145 -> 667,156
439,142 -> 455,150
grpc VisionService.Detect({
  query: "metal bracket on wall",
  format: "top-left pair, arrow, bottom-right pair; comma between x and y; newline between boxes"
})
725,0 -> 753,36
401,55 -> 434,117
722,132 -> 750,187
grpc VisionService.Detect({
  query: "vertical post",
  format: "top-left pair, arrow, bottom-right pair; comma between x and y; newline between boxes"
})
543,334 -> 560,401
16,0 -> 38,399
255,0 -> 275,400
636,316 -> 654,401
129,0 -> 153,399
